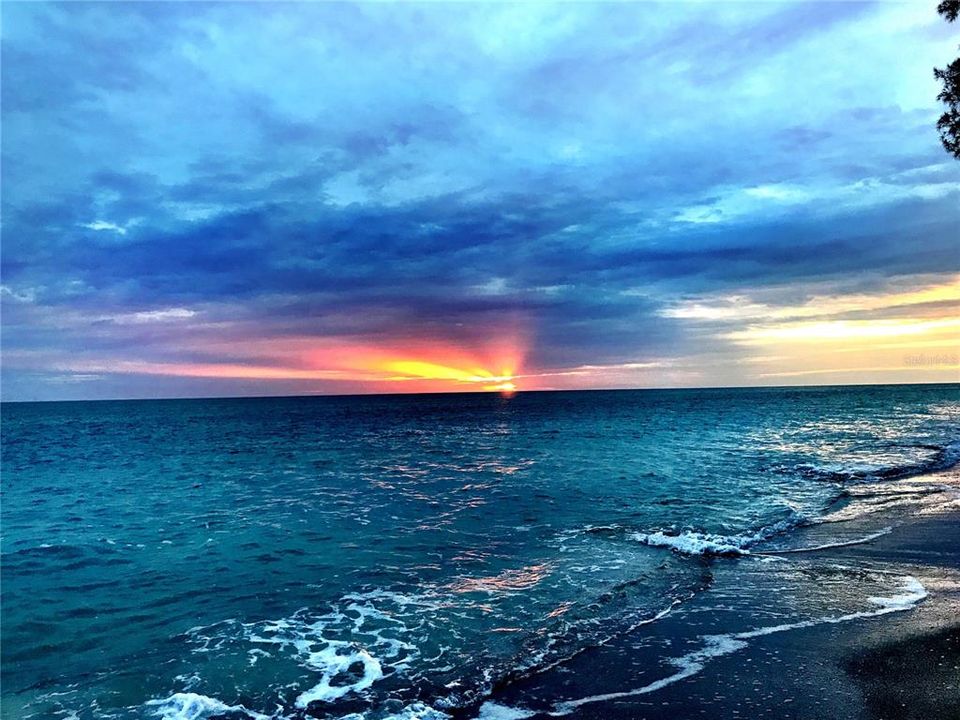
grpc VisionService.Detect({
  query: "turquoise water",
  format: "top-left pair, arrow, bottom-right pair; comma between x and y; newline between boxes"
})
2,385 -> 958,719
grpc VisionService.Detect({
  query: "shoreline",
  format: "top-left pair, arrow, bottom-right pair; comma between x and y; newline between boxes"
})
478,466 -> 960,719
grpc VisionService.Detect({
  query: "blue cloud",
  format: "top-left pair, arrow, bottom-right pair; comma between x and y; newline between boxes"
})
2,1 -> 958,399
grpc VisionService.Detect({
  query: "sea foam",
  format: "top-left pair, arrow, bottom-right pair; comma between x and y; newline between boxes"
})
631,530 -> 753,556
758,527 -> 893,555
476,701 -> 536,719
145,692 -> 269,720
630,512 -> 809,557
181,589 -> 442,716
295,641 -> 384,707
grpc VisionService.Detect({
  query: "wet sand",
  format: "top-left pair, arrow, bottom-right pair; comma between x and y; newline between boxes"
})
832,510 -> 960,720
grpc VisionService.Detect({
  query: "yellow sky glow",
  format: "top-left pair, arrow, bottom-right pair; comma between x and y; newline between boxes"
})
726,317 -> 960,344
38,276 -> 959,391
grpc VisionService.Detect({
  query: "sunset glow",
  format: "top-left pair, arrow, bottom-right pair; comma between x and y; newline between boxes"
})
382,360 -> 517,388
40,336 -> 529,394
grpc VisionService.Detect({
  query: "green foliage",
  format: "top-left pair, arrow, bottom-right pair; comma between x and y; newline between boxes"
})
935,1 -> 960,158
938,0 -> 959,22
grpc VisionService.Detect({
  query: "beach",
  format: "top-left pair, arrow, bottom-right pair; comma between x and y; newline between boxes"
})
483,466 -> 960,719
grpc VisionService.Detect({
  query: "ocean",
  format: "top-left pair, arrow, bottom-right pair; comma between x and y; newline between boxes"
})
2,384 -> 958,720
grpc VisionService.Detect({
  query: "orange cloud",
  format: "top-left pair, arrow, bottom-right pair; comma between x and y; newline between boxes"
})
56,327 -> 530,393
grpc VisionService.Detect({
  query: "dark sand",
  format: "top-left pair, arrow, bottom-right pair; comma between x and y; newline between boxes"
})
481,469 -> 960,720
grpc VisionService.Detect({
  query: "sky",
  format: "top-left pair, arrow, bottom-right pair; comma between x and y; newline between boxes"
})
1,1 -> 958,401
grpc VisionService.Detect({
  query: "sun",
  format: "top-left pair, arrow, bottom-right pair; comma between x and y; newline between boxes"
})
484,380 -> 517,395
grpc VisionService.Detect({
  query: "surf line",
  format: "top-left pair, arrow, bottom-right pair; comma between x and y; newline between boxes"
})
753,527 -> 893,555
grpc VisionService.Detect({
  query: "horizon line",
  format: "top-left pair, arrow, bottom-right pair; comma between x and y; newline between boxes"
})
3,378 -> 957,405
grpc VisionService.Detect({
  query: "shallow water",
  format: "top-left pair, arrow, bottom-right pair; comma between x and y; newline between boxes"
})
2,385 -> 958,719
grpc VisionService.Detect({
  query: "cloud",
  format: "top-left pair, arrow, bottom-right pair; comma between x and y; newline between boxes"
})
2,1 -> 958,399
81,220 -> 128,235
